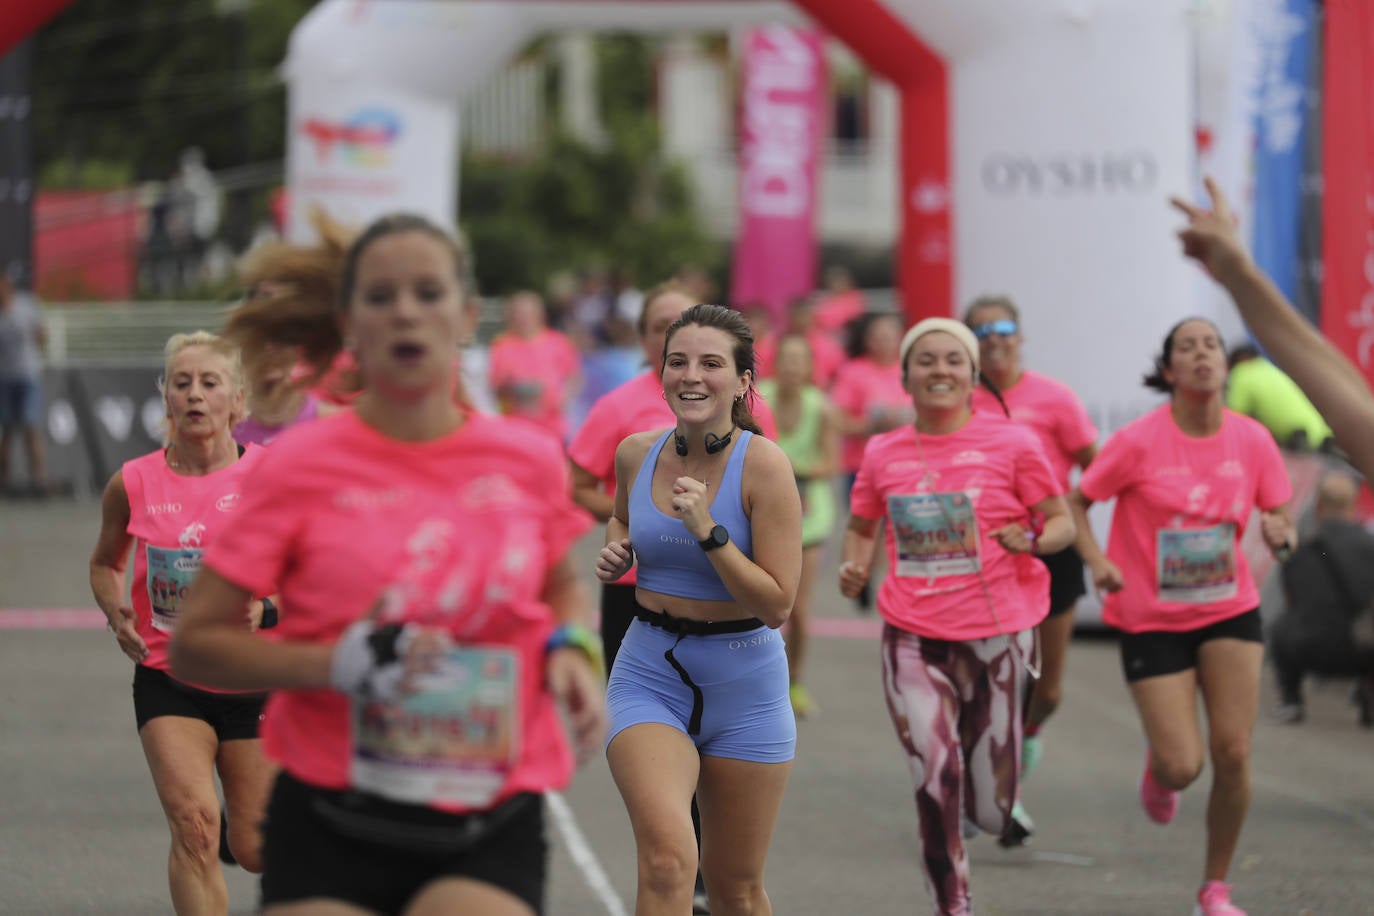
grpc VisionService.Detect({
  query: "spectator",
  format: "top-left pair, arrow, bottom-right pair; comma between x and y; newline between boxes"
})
1226,344 -> 1333,452
1269,468 -> 1374,727
0,276 -> 49,496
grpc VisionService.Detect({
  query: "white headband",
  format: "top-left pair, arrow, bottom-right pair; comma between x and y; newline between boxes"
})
898,317 -> 981,378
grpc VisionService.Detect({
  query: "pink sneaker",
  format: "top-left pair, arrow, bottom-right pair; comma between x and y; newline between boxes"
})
1193,880 -> 1246,915
1139,752 -> 1179,824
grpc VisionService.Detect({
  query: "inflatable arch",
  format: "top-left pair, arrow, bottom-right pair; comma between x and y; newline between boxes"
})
285,0 -> 1213,434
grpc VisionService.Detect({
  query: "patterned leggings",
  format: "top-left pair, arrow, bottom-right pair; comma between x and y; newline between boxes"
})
880,623 -> 1032,916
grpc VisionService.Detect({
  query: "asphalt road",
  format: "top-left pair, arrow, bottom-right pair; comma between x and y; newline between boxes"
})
2,497 -> 1371,915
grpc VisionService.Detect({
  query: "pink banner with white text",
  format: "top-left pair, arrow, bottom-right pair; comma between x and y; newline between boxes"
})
730,26 -> 826,318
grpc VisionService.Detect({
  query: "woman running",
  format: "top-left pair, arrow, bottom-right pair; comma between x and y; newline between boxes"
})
1173,178 -> 1374,483
758,333 -> 840,717
964,295 -> 1098,841
488,289 -> 581,442
88,331 -> 275,914
597,304 -> 802,916
839,318 -> 1074,916
172,213 -> 606,916
1069,316 -> 1294,916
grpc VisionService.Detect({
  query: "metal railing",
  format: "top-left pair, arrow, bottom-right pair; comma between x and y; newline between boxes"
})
42,298 -> 508,365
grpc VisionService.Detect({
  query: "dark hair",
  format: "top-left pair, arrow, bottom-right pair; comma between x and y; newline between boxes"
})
843,311 -> 900,360
662,303 -> 763,435
340,213 -> 469,308
1142,316 -> 1224,393
1227,343 -> 1260,369
962,294 -> 1021,325
637,281 -> 691,336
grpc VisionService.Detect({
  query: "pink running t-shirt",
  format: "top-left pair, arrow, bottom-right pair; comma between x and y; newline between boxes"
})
755,331 -> 845,388
831,356 -> 910,473
972,370 -> 1097,493
1078,405 -> 1291,633
204,410 -> 591,812
566,369 -> 777,586
850,413 -> 1061,640
487,328 -> 581,441
123,445 -> 264,686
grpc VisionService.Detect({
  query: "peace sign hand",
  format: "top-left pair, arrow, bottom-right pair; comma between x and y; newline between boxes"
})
1169,177 -> 1253,285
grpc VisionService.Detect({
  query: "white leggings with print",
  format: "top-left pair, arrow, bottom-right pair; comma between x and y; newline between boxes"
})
880,623 -> 1032,916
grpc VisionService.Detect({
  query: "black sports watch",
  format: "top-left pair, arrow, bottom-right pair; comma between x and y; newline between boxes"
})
699,524 -> 730,552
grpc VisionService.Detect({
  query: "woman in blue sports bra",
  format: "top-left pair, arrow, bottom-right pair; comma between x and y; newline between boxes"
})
595,303 -> 803,916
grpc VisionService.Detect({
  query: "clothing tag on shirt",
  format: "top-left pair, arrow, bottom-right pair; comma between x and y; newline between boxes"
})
887,492 -> 981,578
1156,523 -> 1237,603
146,545 -> 202,632
351,646 -> 519,807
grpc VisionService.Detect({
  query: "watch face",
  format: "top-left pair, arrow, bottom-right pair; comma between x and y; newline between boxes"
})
710,525 -> 728,546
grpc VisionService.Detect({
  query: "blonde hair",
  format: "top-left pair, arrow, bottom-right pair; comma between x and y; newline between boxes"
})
159,330 -> 247,442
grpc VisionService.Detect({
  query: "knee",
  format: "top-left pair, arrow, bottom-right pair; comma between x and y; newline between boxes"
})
167,806 -> 219,868
703,874 -> 763,915
1209,735 -> 1251,776
1152,753 -> 1204,791
638,841 -> 697,898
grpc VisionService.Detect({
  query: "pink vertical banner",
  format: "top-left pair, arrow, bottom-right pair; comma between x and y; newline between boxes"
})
730,26 -> 826,318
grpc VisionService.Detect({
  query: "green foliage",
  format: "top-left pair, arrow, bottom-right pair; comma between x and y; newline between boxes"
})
462,35 -> 718,296
33,0 -> 314,183
36,157 -> 133,190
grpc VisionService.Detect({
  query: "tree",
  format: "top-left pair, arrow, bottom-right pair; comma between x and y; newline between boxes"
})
462,33 -> 721,296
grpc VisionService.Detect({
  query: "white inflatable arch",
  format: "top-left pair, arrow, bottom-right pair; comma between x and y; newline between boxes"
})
284,0 -> 1215,435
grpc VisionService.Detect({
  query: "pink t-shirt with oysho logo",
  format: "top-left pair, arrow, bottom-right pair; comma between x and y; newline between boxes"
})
849,412 -> 1060,641
122,445 -> 264,684
972,369 -> 1097,493
1078,405 -> 1291,633
205,410 -> 591,812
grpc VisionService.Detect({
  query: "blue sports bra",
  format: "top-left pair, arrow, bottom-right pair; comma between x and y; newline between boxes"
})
629,429 -> 755,602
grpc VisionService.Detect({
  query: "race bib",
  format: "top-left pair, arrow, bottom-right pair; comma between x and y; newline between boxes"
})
1156,524 -> 1237,603
887,492 -> 981,578
146,545 -> 202,632
351,647 -> 520,808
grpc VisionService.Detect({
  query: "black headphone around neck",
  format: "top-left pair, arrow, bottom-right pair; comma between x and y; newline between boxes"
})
675,426 -> 735,457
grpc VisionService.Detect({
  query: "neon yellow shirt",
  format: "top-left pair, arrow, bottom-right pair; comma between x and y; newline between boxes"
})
1226,358 -> 1332,446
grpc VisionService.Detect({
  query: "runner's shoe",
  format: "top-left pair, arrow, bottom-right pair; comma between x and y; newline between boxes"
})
790,683 -> 818,718
1139,752 -> 1179,825
1193,881 -> 1246,915
997,800 -> 1034,848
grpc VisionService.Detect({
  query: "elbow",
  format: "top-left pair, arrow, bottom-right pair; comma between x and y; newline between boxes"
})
760,589 -> 797,629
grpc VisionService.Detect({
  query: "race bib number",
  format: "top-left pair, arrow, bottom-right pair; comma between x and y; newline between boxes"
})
1156,524 -> 1237,603
887,492 -> 981,578
351,647 -> 520,807
146,545 -> 202,632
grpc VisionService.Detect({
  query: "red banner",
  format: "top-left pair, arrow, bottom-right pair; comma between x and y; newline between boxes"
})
1319,0 -> 1374,379
788,0 -> 950,324
0,0 -> 72,59
730,27 -> 826,318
